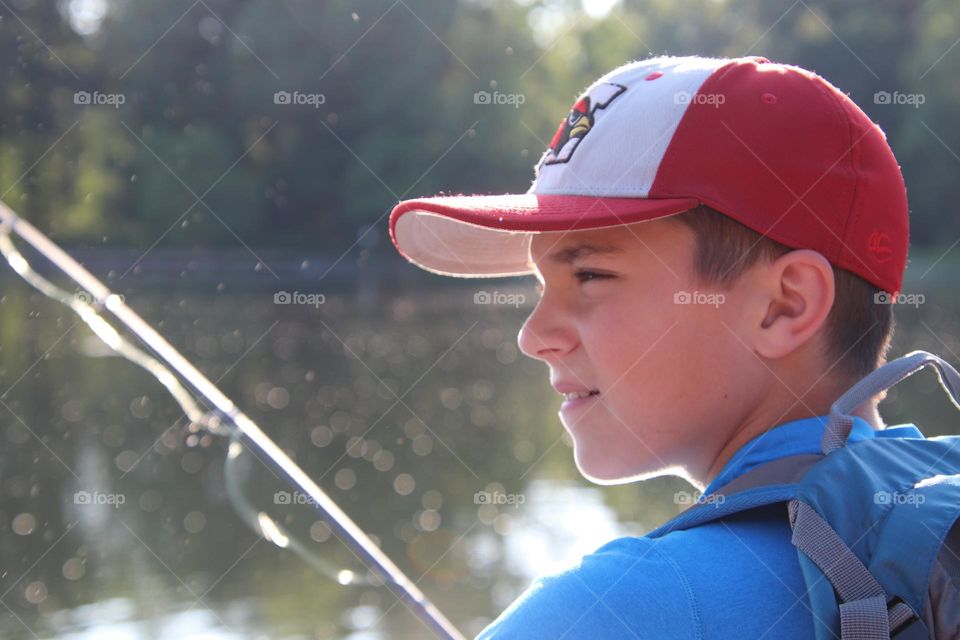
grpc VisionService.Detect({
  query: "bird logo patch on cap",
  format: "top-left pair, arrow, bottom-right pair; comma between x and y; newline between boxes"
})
539,82 -> 626,169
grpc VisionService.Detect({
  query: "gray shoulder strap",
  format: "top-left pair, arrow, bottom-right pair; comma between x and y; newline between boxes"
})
711,453 -> 822,497
789,499 -> 918,639
822,351 -> 960,455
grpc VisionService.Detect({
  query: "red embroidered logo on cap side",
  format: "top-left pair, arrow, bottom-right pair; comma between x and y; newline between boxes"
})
867,229 -> 893,264
540,82 -> 626,168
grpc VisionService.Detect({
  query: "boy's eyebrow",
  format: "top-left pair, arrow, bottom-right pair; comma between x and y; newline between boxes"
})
543,242 -> 624,265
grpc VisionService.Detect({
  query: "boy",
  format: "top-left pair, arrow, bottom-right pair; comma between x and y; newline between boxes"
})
389,56 -> 914,638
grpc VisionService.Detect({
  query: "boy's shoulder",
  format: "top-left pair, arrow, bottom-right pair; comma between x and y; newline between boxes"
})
477,504 -> 812,639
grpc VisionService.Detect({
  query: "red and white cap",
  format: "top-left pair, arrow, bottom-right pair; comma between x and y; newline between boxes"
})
389,55 -> 909,294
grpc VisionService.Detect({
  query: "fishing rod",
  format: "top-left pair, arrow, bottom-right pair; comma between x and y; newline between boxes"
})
0,201 -> 466,640
0,220 -> 379,590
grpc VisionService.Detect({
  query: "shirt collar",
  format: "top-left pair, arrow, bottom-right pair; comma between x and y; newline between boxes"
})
702,415 -> 918,496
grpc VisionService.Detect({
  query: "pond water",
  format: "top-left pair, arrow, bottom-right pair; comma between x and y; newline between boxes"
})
0,255 -> 956,639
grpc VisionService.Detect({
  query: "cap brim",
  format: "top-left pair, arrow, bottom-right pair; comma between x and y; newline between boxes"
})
389,193 -> 699,278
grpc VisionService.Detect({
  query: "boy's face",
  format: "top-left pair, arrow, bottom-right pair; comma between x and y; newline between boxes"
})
519,217 -> 768,486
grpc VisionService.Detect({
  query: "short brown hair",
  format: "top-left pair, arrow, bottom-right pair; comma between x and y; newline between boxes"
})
668,205 -> 895,382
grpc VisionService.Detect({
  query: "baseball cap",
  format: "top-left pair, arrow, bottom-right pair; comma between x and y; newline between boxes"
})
389,55 -> 909,294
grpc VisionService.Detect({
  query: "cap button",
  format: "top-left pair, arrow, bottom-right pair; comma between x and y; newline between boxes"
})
761,92 -> 778,105
645,71 -> 663,81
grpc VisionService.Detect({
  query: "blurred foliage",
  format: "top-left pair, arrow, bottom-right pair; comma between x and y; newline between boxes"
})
0,0 -> 957,252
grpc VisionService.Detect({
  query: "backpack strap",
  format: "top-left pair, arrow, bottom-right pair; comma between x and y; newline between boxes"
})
822,350 -> 960,454
788,499 -> 920,638
714,453 -> 822,494
646,454 -> 820,537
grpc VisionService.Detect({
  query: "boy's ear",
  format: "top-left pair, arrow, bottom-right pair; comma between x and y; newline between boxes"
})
752,249 -> 835,361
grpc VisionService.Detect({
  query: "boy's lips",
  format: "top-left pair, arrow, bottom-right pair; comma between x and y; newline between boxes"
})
552,381 -> 601,402
559,390 -> 600,414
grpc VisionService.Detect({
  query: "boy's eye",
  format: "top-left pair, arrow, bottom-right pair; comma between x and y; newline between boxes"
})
574,269 -> 611,284
534,270 -> 611,295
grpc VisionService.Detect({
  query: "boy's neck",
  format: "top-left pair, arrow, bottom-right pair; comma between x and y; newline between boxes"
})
851,402 -> 885,429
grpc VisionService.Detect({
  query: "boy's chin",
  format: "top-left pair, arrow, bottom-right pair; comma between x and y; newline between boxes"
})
573,447 -> 664,486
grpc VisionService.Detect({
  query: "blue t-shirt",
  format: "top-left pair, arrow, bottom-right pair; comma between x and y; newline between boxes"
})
476,415 -> 899,639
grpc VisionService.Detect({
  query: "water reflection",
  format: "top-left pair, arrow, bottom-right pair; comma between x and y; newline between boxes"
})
503,480 -> 634,582
46,597 -> 256,638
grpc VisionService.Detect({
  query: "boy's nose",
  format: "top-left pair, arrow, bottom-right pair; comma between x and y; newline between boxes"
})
517,304 -> 577,363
